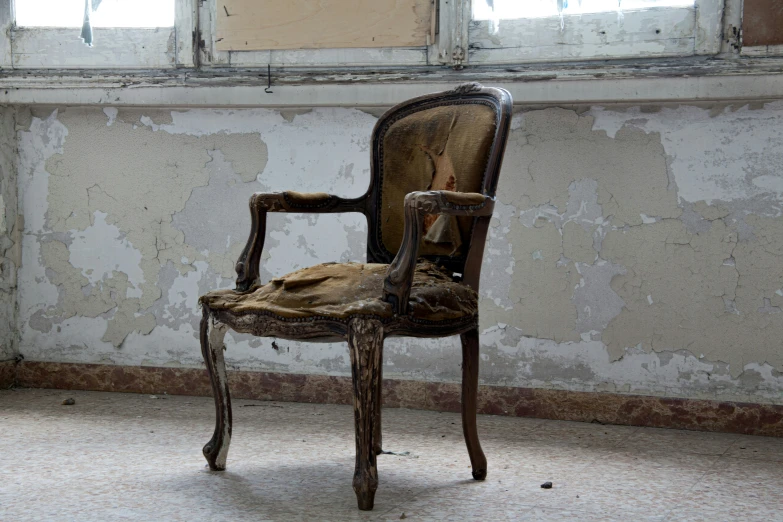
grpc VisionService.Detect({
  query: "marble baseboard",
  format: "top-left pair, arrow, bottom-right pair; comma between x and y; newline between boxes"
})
12,361 -> 783,437
0,360 -> 15,389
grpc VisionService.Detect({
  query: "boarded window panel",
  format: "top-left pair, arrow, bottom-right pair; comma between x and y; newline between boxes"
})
743,0 -> 783,47
216,0 -> 433,51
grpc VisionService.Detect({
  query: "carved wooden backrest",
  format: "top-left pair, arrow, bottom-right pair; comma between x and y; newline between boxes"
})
365,83 -> 512,280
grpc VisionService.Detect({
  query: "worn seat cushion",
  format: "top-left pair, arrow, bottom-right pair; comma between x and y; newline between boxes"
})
199,261 -> 477,323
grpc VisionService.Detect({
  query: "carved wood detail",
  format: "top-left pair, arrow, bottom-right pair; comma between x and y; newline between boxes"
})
235,191 -> 367,292
382,190 -> 495,315
347,318 -> 383,510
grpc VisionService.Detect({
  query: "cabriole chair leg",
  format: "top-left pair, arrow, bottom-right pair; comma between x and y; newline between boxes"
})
200,307 -> 232,471
460,328 -> 487,480
348,318 -> 383,510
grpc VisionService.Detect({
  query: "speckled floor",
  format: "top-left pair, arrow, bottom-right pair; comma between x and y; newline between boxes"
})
1,389 -> 781,521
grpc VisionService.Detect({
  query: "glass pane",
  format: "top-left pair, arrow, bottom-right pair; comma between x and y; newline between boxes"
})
473,0 -> 694,20
15,0 -> 175,28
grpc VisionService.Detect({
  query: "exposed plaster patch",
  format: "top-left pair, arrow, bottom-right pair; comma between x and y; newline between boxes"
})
18,110 -> 67,235
479,200 -> 516,309
509,112 -> 524,131
102,107 -> 117,126
758,298 -> 782,314
482,107 -> 672,345
68,211 -> 144,298
601,217 -> 783,376
279,108 -> 314,122
171,149 -> 268,279
477,325 -> 783,403
0,107 -> 21,360
572,260 -> 626,336
504,108 -> 681,226
481,218 -> 580,343
18,106 -> 377,363
589,103 -> 783,212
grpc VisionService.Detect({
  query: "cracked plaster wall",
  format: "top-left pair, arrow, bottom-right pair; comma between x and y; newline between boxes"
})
1,106 -> 20,361
13,102 -> 783,404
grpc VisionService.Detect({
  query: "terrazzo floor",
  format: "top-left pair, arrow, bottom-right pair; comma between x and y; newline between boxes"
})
1,388 -> 782,521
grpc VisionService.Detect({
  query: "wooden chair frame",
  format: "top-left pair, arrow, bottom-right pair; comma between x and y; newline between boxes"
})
200,83 -> 513,510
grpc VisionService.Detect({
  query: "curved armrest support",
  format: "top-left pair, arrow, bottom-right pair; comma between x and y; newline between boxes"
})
235,191 -> 366,292
382,191 -> 495,314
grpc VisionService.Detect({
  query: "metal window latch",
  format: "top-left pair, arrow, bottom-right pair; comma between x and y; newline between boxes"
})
265,64 -> 273,94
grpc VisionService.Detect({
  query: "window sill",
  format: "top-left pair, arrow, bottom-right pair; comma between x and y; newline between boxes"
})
1,56 -> 782,107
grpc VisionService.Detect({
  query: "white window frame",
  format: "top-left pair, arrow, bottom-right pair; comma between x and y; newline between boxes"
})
0,0 -> 777,72
197,0 -> 725,69
0,0 -> 196,69
467,0 -> 725,64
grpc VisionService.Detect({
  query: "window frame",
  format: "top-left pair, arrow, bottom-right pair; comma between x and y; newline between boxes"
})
0,0 -> 779,72
197,0 -> 726,69
0,0 -> 196,69
467,0 -> 724,64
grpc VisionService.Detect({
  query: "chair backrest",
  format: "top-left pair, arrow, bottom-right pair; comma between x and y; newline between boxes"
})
365,83 -> 512,288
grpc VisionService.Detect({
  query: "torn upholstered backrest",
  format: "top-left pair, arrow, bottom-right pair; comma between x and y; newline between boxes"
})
366,84 -> 512,275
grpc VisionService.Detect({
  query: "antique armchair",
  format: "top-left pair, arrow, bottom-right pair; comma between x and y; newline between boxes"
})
198,83 -> 512,510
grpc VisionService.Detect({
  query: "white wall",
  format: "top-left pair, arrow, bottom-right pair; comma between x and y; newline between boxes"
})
12,101 -> 783,404
0,106 -> 19,361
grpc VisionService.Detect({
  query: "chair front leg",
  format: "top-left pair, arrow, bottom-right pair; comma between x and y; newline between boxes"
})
461,328 -> 487,480
374,357 -> 383,456
347,317 -> 383,511
200,306 -> 232,471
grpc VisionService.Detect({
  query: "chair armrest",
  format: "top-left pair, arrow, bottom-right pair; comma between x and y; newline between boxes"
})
235,191 -> 366,292
382,191 -> 495,314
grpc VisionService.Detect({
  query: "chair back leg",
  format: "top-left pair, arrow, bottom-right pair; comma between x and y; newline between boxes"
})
200,306 -> 232,471
347,317 -> 383,510
460,327 -> 487,480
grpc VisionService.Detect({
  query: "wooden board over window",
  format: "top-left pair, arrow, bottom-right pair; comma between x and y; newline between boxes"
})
216,0 -> 434,51
743,0 -> 783,47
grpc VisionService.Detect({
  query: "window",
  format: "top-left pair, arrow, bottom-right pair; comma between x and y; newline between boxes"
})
197,0 -> 440,67
741,0 -> 783,56
2,0 -> 194,68
15,0 -> 174,28
469,0 -> 723,63
0,0 -> 774,72
196,0 -> 725,69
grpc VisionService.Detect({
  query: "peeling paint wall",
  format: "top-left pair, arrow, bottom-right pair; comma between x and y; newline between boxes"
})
0,106 -> 20,362
14,102 -> 783,404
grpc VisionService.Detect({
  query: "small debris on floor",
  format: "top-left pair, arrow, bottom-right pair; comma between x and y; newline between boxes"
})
379,450 -> 413,457
541,481 -> 553,489
61,398 -> 75,405
149,395 -> 166,399
400,513 -> 407,519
